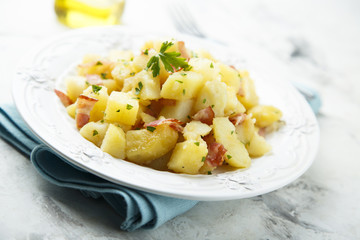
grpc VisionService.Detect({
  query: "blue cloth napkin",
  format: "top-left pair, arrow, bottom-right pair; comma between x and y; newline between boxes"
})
0,105 -> 198,231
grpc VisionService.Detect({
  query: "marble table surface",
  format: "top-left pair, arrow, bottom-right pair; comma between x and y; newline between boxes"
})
1,0 -> 359,239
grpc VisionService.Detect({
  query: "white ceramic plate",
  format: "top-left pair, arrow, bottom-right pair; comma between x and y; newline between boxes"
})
13,26 -> 319,201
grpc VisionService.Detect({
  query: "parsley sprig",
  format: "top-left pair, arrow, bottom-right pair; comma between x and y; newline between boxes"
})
147,41 -> 192,77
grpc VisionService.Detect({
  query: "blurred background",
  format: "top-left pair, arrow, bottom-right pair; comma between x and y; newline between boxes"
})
1,0 -> 360,238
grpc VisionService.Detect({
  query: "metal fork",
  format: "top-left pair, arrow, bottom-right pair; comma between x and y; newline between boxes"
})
168,2 -> 206,38
168,2 -> 320,113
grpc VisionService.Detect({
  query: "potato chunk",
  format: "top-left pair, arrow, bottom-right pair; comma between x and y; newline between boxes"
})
66,76 -> 87,102
132,70 -> 161,101
82,85 -> 109,122
100,124 -> 126,159
159,99 -> 194,123
183,121 -> 212,140
79,122 -> 109,147
160,72 -> 204,100
213,117 -> 251,168
248,105 -> 282,128
193,80 -> 227,117
126,124 -> 178,164
235,115 -> 256,145
246,132 -> 271,157
218,63 -> 241,92
104,92 -> 139,126
224,87 -> 246,116
111,61 -> 132,88
189,58 -> 220,82
167,139 -> 208,174
66,102 -> 77,119
237,74 -> 259,109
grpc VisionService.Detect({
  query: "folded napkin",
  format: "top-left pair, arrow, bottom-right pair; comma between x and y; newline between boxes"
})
0,105 -> 198,231
0,86 -> 320,231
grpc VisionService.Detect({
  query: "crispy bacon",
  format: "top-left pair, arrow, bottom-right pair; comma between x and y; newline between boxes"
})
86,74 -> 104,86
229,113 -> 246,126
76,95 -> 98,129
144,101 -> 162,118
54,89 -> 73,107
203,133 -> 216,146
206,142 -> 227,167
178,41 -> 190,59
158,98 -> 176,106
192,107 -> 215,125
144,118 -> 184,132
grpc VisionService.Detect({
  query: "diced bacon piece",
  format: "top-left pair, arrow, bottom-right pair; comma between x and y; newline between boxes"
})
203,133 -> 216,146
158,98 -> 176,106
205,142 -> 227,167
144,118 -> 184,132
192,107 -> 215,125
144,108 -> 157,118
54,89 -> 73,107
178,41 -> 190,59
86,74 -> 104,85
229,113 -> 246,126
76,95 -> 98,129
144,101 -> 163,118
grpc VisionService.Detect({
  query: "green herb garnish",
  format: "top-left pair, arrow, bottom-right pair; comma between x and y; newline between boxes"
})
135,81 -> 143,95
144,49 -> 149,55
227,155 -> 232,160
100,73 -> 107,79
146,126 -> 156,132
146,41 -> 192,77
210,62 -> 214,68
96,61 -> 103,66
176,80 -> 183,83
130,72 -> 135,76
182,89 -> 186,95
92,130 -> 98,136
231,130 -> 234,135
202,156 -> 206,162
207,171 -> 212,175
203,98 -> 206,104
180,73 -> 187,76
116,109 -> 120,112
92,85 -> 102,94
194,142 -> 200,146
126,104 -> 133,110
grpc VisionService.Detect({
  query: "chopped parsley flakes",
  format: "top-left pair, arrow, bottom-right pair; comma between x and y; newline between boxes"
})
100,73 -> 107,79
126,104 -> 133,110
92,85 -> 102,94
146,126 -> 156,132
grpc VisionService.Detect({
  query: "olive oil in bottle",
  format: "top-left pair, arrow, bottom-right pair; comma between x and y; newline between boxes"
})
55,0 -> 125,28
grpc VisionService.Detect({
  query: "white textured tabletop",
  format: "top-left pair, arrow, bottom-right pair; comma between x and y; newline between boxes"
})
1,0 -> 360,239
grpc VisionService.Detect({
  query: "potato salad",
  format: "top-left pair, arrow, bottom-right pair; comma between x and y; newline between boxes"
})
55,39 -> 283,174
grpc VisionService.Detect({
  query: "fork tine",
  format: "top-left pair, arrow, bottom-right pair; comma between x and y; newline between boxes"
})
174,3 -> 205,38
168,1 -> 205,38
168,3 -> 187,34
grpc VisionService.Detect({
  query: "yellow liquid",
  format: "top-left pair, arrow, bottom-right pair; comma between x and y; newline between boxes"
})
55,0 -> 125,28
